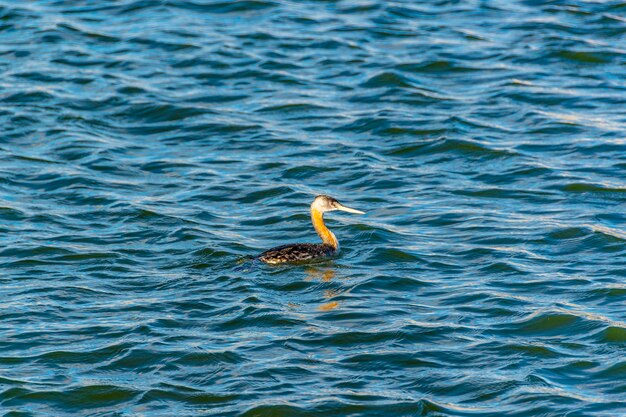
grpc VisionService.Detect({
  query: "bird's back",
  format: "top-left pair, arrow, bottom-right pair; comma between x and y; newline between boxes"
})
258,243 -> 336,264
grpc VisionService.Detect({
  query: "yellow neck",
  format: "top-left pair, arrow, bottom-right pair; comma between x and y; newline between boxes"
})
311,208 -> 338,249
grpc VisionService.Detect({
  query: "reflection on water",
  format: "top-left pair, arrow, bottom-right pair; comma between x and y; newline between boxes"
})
305,268 -> 336,283
305,267 -> 340,311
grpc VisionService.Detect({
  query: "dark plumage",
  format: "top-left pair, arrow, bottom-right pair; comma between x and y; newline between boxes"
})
258,243 -> 336,264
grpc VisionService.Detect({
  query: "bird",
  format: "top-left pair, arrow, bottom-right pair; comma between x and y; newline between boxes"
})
257,195 -> 365,264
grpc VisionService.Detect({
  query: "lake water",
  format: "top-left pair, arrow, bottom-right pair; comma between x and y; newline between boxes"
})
1,0 -> 625,416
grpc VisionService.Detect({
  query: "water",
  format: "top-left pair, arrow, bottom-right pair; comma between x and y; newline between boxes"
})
1,0 -> 625,415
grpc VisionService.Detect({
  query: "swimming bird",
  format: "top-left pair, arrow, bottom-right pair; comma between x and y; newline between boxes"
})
258,195 -> 364,264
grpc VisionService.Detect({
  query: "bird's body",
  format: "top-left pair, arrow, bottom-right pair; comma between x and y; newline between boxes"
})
257,195 -> 364,264
258,243 -> 336,264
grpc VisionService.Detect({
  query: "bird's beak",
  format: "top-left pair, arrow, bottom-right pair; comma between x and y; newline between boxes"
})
335,202 -> 365,214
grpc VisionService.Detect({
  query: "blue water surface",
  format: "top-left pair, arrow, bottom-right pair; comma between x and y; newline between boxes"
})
1,0 -> 626,416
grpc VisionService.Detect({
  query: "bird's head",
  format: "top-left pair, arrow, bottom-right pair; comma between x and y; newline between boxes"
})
311,195 -> 365,214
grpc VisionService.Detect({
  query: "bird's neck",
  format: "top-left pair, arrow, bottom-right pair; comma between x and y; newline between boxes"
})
311,208 -> 338,249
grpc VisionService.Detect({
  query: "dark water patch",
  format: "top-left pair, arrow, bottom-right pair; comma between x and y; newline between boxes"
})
35,343 -> 132,366
540,225 -> 626,256
130,37 -> 200,52
547,227 -> 589,241
341,352 -> 440,370
350,275 -> 431,295
186,93 -> 247,103
139,160 -> 199,173
595,361 -> 626,379
54,22 -> 121,43
183,122 -> 261,135
558,182 -> 626,195
170,0 -> 278,14
3,91 -> 55,104
555,50 -> 621,65
3,385 -> 139,411
378,126 -> 448,137
2,259 -> 71,268
64,96 -> 124,112
395,60 -> 481,74
113,102 -> 207,124
579,287 -> 626,304
385,138 -> 518,159
96,348 -> 169,371
363,248 -> 424,264
256,103 -> 329,113
214,311 -> 306,331
594,326 -> 626,343
478,341 -> 562,359
0,246 -> 74,259
114,0 -> 165,15
495,311 -> 603,338
171,57 -> 231,70
282,165 -> 339,180
52,252 -> 120,262
52,57 -> 111,68
192,68 -> 305,86
0,206 -> 27,221
173,350 -> 244,367
260,60 -> 302,71
360,71 -> 416,89
240,404 -> 310,417
242,399 -> 479,417
478,261 -> 529,276
140,388 -> 240,405
12,71 -> 91,85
